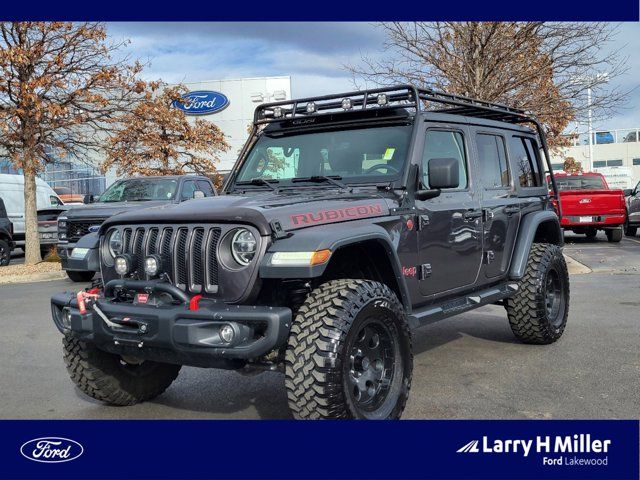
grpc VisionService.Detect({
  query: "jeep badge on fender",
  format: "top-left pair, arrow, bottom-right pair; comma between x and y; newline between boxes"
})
50,85 -> 569,420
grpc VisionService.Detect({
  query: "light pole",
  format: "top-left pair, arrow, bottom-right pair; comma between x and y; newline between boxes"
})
587,85 -> 593,172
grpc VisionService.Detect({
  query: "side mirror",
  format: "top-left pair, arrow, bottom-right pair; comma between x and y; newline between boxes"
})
193,190 -> 205,199
623,189 -> 633,197
83,194 -> 94,204
428,157 -> 460,189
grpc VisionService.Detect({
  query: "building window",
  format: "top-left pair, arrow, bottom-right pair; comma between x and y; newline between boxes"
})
633,158 -> 640,166
551,163 -> 564,171
607,159 -> 623,167
593,161 -> 606,168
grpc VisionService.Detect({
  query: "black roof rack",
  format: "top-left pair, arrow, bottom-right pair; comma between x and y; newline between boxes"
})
254,84 -> 531,126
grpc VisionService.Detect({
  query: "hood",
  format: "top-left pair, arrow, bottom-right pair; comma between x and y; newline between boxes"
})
101,189 -> 393,236
63,200 -> 170,221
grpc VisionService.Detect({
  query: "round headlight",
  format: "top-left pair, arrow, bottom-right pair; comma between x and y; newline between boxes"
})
231,229 -> 257,266
107,229 -> 123,258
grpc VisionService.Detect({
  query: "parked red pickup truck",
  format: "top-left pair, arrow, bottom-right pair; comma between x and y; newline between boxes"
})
551,172 -> 626,242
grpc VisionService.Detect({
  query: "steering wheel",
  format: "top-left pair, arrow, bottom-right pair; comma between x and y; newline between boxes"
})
364,164 -> 400,175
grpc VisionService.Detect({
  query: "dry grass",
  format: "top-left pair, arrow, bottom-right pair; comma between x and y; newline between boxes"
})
0,262 -> 66,284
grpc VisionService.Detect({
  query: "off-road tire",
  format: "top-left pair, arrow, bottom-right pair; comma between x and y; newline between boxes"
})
506,243 -> 569,345
285,279 -> 412,420
67,270 -> 95,282
606,228 -> 623,243
624,219 -> 636,237
0,239 -> 10,266
63,335 -> 181,406
585,228 -> 597,240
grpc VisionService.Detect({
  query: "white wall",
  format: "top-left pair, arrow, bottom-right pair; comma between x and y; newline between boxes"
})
180,76 -> 291,173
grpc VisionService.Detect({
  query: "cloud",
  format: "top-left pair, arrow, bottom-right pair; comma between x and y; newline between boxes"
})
107,22 -> 640,130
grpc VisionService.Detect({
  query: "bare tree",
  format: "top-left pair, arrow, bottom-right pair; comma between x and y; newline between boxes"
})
0,22 -> 146,264
102,84 -> 229,178
347,22 -> 629,147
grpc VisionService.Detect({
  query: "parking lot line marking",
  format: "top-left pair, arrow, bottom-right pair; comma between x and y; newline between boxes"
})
623,237 -> 640,245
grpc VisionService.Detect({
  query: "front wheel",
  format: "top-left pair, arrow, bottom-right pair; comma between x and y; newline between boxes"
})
67,270 -> 95,282
506,243 -> 570,344
624,219 -> 637,237
585,227 -> 597,240
285,279 -> 412,419
0,239 -> 11,266
63,336 -> 181,406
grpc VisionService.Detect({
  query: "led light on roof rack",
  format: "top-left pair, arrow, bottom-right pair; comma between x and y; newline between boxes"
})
273,107 -> 283,118
377,94 -> 388,106
306,102 -> 316,113
341,98 -> 352,110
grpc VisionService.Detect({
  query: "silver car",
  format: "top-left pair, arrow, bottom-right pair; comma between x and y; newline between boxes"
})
624,181 -> 640,236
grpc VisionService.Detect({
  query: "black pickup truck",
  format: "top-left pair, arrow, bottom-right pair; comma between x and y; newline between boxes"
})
57,175 -> 216,281
0,198 -> 14,266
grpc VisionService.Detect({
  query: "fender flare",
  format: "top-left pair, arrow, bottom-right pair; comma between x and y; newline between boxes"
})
509,210 -> 563,280
259,224 -> 412,310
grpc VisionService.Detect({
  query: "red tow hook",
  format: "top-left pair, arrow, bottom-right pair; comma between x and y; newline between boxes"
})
77,290 -> 101,314
189,294 -> 203,311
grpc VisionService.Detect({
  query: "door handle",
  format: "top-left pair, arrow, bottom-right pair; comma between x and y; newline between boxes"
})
463,210 -> 482,220
504,206 -> 520,215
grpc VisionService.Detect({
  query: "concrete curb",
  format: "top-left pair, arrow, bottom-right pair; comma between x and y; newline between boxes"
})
564,254 -> 591,275
0,271 -> 67,285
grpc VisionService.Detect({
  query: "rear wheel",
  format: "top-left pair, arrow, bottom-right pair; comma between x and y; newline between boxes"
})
0,239 -> 11,266
624,219 -> 637,237
63,335 -> 181,406
506,243 -> 570,344
67,270 -> 95,282
606,228 -> 623,243
285,279 -> 412,419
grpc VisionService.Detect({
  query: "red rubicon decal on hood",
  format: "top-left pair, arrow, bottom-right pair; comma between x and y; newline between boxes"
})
290,203 -> 384,227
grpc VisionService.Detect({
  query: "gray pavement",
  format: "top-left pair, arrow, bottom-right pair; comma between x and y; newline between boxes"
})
0,233 -> 638,419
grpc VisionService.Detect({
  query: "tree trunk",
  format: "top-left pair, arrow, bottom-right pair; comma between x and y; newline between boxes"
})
23,168 -> 42,265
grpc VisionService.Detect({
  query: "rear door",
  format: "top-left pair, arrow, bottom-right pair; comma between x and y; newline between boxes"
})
416,124 -> 483,297
472,129 -> 521,280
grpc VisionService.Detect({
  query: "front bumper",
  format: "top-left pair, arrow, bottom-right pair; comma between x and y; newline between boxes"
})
51,287 -> 292,368
58,245 -> 100,272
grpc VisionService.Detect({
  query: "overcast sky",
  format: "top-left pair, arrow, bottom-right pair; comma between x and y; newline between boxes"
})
107,22 -> 640,132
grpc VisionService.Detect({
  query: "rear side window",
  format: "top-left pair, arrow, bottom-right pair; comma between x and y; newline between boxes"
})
0,198 -> 6,218
476,134 -> 509,188
422,130 -> 468,189
196,180 -> 215,197
509,136 -> 541,187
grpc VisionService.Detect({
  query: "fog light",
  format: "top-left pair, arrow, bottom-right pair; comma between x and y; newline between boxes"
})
114,254 -> 131,276
306,102 -> 316,113
377,93 -> 388,106
220,324 -> 235,344
144,255 -> 161,277
273,106 -> 283,118
341,98 -> 352,110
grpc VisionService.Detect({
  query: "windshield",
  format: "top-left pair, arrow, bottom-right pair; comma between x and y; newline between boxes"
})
233,125 -> 412,187
98,178 -> 178,202
556,176 -> 605,191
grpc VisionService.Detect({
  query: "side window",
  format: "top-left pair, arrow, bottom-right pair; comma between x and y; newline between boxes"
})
50,195 -> 61,206
475,134 -> 509,188
196,180 -> 215,197
422,130 -> 468,189
509,136 -> 541,187
180,181 -> 197,200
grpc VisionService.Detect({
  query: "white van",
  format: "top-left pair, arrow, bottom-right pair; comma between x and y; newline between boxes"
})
0,174 -> 63,247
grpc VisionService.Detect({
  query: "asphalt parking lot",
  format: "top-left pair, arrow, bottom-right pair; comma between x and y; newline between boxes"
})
0,232 -> 638,419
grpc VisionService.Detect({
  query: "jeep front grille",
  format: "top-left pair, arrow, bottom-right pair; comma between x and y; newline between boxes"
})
119,225 -> 222,293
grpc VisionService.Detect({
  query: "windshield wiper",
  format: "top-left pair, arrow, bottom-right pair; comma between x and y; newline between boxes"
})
235,178 -> 280,191
291,175 -> 351,192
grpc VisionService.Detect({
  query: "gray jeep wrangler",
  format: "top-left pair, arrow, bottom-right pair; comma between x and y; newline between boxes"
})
51,86 -> 569,419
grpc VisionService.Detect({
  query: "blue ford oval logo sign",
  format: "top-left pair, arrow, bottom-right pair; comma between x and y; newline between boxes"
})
88,225 -> 100,233
20,437 -> 84,463
173,90 -> 229,115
